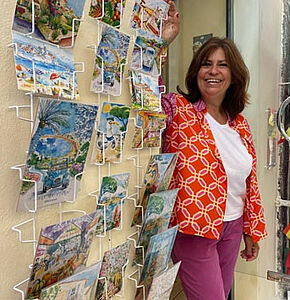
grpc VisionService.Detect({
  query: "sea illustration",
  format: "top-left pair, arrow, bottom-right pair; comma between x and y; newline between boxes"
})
17,98 -> 98,212
26,211 -> 102,299
40,261 -> 102,300
12,0 -> 86,47
128,70 -> 161,111
12,31 -> 80,99
132,153 -> 178,225
96,241 -> 130,300
89,0 -> 126,27
134,189 -> 178,265
131,29 -> 168,77
91,23 -> 130,96
130,0 -> 169,36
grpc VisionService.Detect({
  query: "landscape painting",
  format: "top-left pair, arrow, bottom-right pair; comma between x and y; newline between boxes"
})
17,98 -> 98,212
96,241 -> 130,300
89,0 -> 126,27
130,0 -> 169,36
12,0 -> 86,47
132,152 -> 178,225
40,261 -> 102,300
12,31 -> 80,99
134,189 -> 178,265
26,211 -> 102,299
128,70 -> 160,111
131,29 -> 168,77
91,23 -> 130,96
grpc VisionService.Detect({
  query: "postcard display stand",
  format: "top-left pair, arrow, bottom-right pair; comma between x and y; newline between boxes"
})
9,1 -> 172,299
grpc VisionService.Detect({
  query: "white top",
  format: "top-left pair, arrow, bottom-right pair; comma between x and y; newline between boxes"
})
205,112 -> 253,221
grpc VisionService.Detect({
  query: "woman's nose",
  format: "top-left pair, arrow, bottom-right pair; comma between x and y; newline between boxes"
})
209,64 -> 218,74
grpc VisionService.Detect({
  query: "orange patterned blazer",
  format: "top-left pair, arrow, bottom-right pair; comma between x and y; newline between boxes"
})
162,94 -> 267,242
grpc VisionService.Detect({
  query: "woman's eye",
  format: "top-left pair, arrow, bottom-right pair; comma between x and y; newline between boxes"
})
201,62 -> 211,67
219,63 -> 228,67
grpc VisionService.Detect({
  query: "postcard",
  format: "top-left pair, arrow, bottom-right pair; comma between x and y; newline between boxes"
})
96,241 -> 130,300
146,261 -> 181,300
40,261 -> 102,300
139,226 -> 178,286
130,0 -> 169,36
132,153 -> 178,225
12,0 -> 86,47
91,24 -> 130,96
26,211 -> 102,299
89,0 -> 126,27
131,29 -> 168,77
128,70 -> 160,111
131,110 -> 167,149
17,98 -> 98,212
134,189 -> 178,265
12,31 -> 80,99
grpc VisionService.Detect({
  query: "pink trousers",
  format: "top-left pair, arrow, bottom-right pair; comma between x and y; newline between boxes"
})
171,216 -> 243,300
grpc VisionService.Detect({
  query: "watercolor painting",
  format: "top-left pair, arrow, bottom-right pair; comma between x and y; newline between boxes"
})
131,29 -> 167,77
128,70 -> 160,111
17,98 -> 98,212
131,110 -> 167,149
12,0 -> 86,47
26,211 -> 102,299
146,261 -> 181,300
96,241 -> 130,300
91,23 -> 130,96
12,31 -> 80,99
130,0 -> 169,36
89,0 -> 126,27
96,173 -> 130,233
132,153 -> 178,225
134,189 -> 178,265
40,261 -> 102,300
138,226 -> 178,287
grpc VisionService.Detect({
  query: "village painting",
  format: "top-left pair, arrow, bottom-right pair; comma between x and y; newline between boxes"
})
132,152 -> 178,225
130,0 -> 169,36
91,23 -> 130,96
96,173 -> 130,234
96,241 -> 130,300
26,211 -> 101,299
134,189 -> 178,265
128,70 -> 161,111
17,98 -> 98,212
12,0 -> 86,47
131,110 -> 167,148
40,261 -> 102,300
89,0 -> 126,27
12,31 -> 80,99
131,29 -> 168,77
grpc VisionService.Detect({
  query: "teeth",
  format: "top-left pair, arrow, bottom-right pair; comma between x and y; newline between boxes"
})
206,79 -> 221,83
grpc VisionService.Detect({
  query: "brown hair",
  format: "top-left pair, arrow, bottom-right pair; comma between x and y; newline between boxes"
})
177,37 -> 250,120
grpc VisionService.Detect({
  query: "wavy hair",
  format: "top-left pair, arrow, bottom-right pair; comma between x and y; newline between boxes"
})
177,37 -> 250,120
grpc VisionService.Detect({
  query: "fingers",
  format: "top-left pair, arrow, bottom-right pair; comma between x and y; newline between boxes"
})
240,243 -> 260,261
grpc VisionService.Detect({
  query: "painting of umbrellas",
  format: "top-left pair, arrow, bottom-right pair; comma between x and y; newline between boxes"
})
134,189 -> 178,266
12,0 -> 86,47
89,0 -> 126,27
40,261 -> 102,300
128,70 -> 161,111
12,31 -> 80,100
95,173 -> 130,234
90,23 -> 130,96
25,211 -> 102,300
131,29 -> 167,77
130,0 -> 169,36
132,152 -> 178,225
95,241 -> 130,300
17,98 -> 98,212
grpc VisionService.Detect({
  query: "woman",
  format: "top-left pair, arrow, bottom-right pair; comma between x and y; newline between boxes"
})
161,1 -> 267,299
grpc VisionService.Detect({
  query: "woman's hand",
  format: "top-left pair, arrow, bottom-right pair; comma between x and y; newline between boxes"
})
162,0 -> 180,44
240,234 -> 260,261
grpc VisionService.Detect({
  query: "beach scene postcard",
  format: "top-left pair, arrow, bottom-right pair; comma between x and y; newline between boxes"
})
12,0 -> 86,47
17,98 -> 98,212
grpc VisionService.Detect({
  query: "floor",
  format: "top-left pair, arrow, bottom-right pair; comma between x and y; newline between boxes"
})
170,276 -> 187,300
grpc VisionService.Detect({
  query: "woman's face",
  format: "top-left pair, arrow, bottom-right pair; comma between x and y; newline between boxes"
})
197,47 -> 232,104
